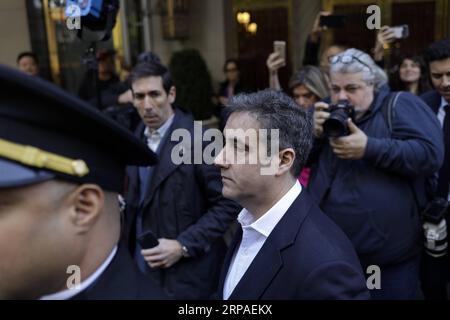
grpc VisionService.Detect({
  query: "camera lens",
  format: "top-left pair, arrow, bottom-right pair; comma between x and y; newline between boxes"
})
323,110 -> 349,137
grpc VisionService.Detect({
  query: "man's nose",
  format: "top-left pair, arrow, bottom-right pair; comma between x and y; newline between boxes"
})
214,148 -> 227,168
337,90 -> 348,101
442,75 -> 450,87
297,97 -> 306,107
143,96 -> 155,110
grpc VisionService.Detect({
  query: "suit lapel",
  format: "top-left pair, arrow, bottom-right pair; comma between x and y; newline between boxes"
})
142,109 -> 184,209
126,166 -> 140,204
431,91 -> 442,114
124,165 -> 140,239
128,121 -> 147,203
217,226 -> 243,299
228,238 -> 283,300
227,191 -> 313,300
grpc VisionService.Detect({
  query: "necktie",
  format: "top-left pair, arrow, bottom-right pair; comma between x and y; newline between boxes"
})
436,105 -> 450,198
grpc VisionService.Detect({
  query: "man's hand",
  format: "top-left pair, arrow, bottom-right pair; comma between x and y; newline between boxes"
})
141,238 -> 184,269
329,119 -> 368,160
313,102 -> 330,138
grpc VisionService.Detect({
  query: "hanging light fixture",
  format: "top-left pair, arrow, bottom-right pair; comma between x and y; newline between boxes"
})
247,22 -> 257,34
236,11 -> 250,25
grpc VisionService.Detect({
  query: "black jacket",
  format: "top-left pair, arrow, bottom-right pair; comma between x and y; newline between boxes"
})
308,86 -> 444,268
218,191 -> 370,300
421,90 -> 443,114
420,90 -> 450,299
72,244 -> 167,300
124,107 -> 240,299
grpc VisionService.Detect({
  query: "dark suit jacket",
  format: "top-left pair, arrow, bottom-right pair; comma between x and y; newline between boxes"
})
217,191 -> 370,300
420,90 -> 450,297
72,244 -> 167,300
421,89 -> 448,196
124,107 -> 240,299
421,90 -> 442,114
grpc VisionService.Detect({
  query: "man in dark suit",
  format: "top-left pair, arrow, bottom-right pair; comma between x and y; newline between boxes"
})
125,58 -> 240,299
0,65 -> 166,300
213,89 -> 369,300
420,39 -> 450,300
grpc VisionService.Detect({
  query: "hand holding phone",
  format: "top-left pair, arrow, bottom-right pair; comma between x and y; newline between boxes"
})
319,15 -> 347,28
273,41 -> 286,67
390,25 -> 409,39
137,230 -> 159,249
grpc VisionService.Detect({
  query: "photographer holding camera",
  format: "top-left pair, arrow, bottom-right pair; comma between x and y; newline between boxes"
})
308,48 -> 444,299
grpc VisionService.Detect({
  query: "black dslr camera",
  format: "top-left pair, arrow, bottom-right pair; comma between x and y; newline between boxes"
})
323,100 -> 355,137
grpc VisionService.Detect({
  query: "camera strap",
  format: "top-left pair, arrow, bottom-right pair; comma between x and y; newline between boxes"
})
380,92 -> 402,133
381,92 -> 425,213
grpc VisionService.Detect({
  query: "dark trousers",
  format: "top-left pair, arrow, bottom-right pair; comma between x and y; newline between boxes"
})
421,251 -> 449,300
369,255 -> 421,300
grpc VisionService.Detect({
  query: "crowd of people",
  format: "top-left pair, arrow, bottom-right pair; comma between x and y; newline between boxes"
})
2,10 -> 450,300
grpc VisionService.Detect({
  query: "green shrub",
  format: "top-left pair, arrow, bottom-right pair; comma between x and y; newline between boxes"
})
169,49 -> 214,120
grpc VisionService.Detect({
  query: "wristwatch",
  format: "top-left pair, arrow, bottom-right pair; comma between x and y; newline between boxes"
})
181,245 -> 190,258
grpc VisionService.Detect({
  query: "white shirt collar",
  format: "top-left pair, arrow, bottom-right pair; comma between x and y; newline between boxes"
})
144,113 -> 175,140
238,181 -> 302,238
39,246 -> 118,300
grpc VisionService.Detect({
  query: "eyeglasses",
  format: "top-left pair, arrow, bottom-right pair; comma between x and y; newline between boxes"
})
330,54 -> 373,74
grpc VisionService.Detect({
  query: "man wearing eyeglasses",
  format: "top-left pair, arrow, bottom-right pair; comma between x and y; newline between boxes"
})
308,48 -> 444,299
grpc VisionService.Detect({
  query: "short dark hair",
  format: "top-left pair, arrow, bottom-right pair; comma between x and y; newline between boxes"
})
129,60 -> 174,94
227,89 -> 313,177
423,39 -> 450,65
17,51 -> 38,65
137,51 -> 161,64
223,58 -> 240,72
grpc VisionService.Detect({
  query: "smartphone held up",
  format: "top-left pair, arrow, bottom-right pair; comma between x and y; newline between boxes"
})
273,40 -> 286,67
390,25 -> 409,39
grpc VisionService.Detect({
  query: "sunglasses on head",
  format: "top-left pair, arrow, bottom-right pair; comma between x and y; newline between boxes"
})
330,54 -> 373,73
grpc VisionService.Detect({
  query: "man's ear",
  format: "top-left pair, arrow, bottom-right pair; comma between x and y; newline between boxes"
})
65,184 -> 104,234
168,86 -> 176,104
276,148 -> 295,177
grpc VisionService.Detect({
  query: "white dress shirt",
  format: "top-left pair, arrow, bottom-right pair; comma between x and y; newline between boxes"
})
437,97 -> 450,201
223,181 -> 302,300
40,246 -> 118,300
144,114 -> 174,152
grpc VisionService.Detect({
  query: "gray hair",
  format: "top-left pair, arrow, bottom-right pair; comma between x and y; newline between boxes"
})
329,48 -> 388,90
289,65 -> 329,100
227,89 -> 313,177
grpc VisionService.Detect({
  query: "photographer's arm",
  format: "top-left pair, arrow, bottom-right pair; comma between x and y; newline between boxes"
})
363,94 -> 444,177
266,52 -> 284,90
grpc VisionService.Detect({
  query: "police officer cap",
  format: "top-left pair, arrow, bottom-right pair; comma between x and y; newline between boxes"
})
0,65 -> 157,192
